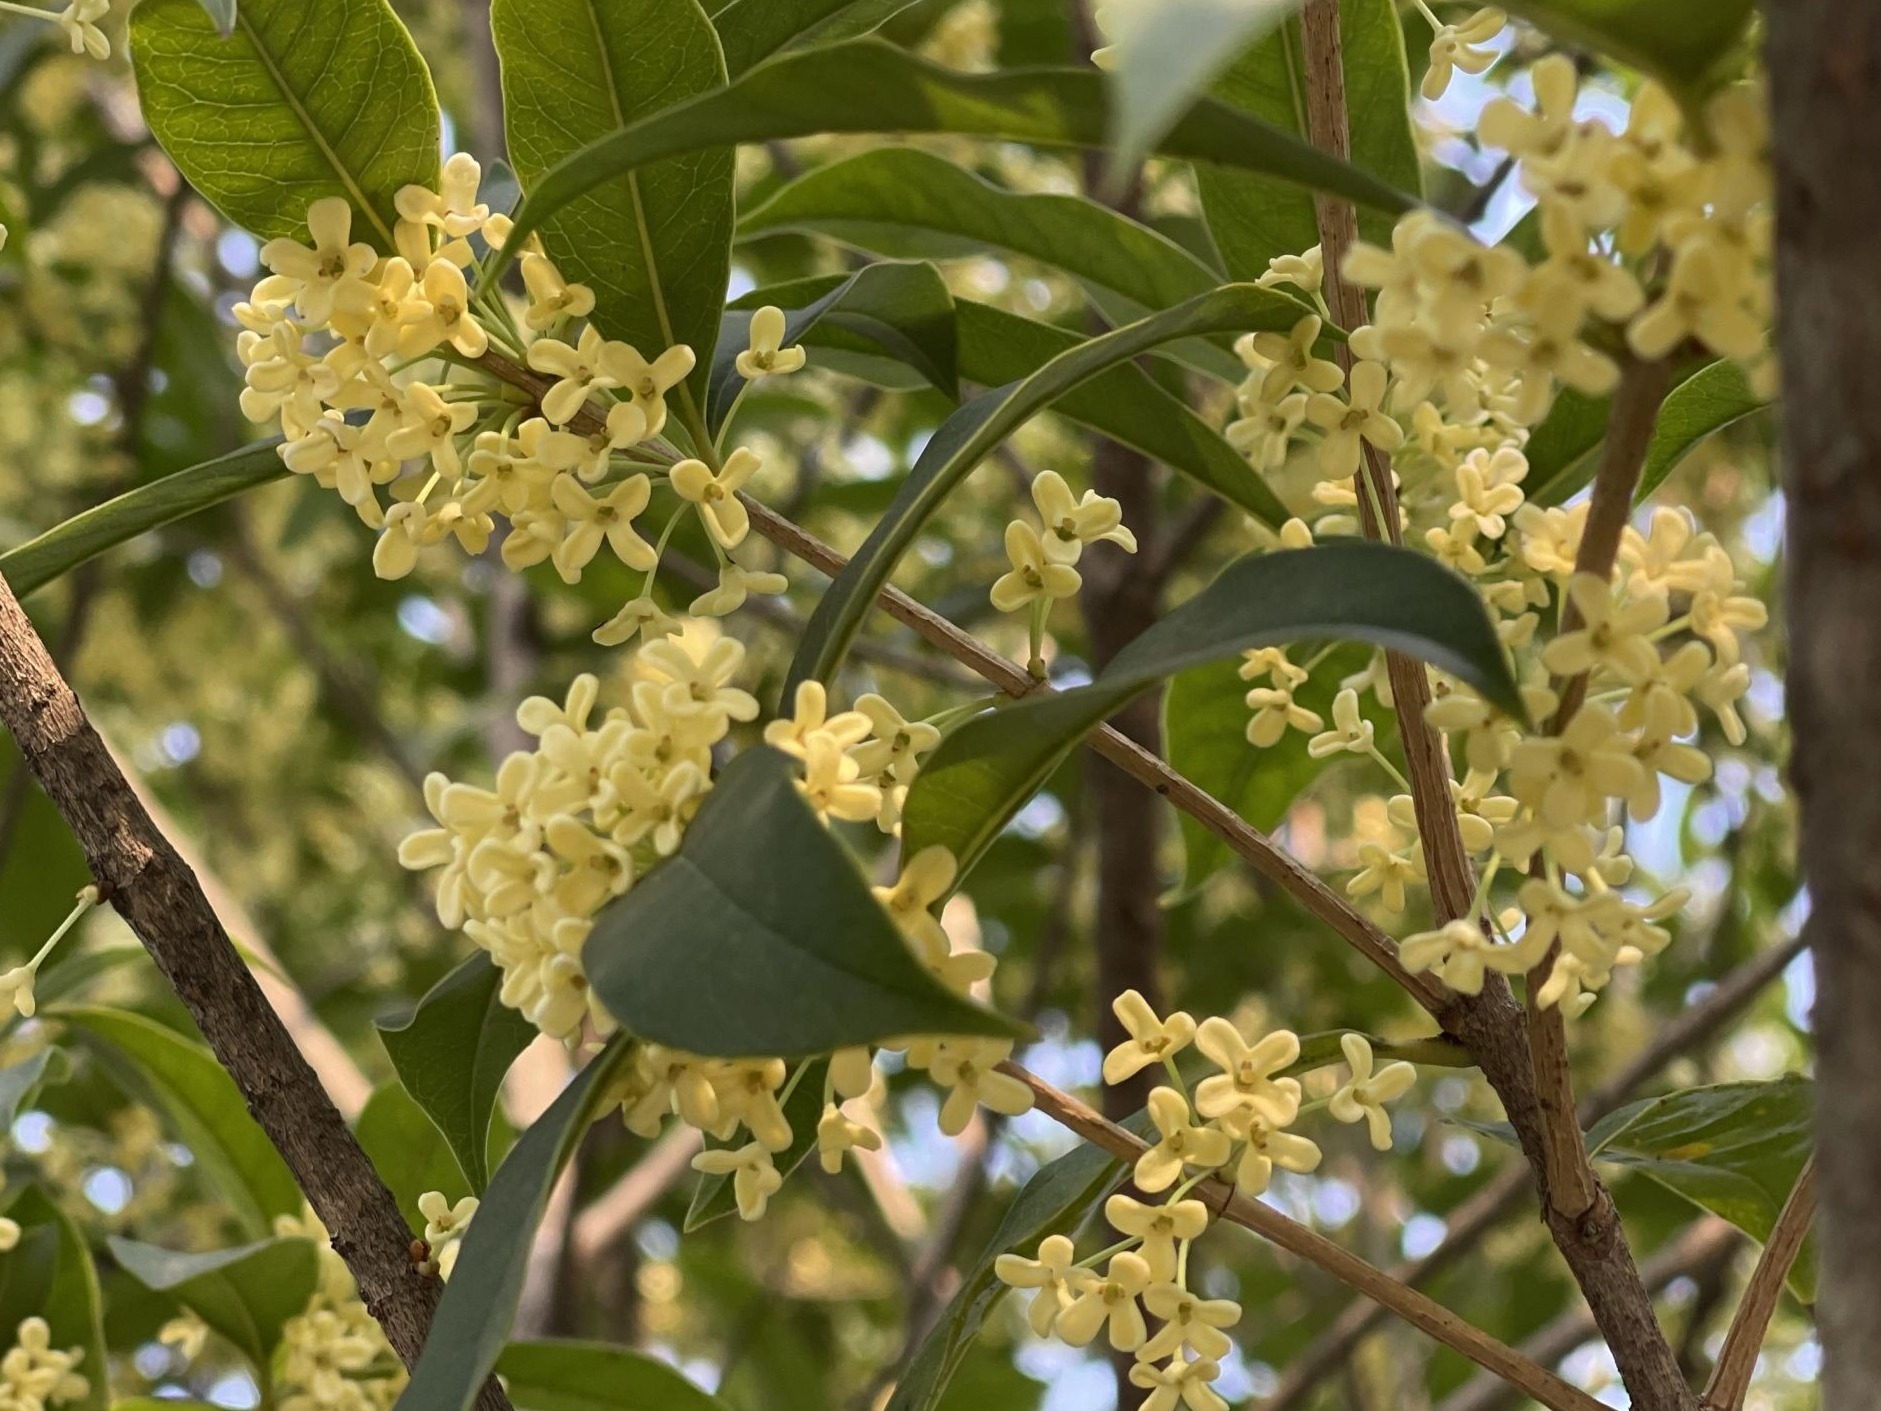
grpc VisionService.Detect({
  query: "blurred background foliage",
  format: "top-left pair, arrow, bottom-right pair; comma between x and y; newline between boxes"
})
0,2 -> 1808,1409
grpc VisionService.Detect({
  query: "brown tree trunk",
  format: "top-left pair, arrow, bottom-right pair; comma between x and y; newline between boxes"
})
1767,6 -> 1881,1406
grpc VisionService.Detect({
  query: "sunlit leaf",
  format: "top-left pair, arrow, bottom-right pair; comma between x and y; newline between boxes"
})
0,443 -> 286,600
129,0 -> 440,243
494,41 -> 1418,275
712,0 -> 921,77
494,0 -> 733,404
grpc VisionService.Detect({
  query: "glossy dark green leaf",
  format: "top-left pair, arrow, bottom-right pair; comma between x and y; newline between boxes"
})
1588,1076 -> 1815,1299
0,1189 -> 107,1411
786,284 -> 1311,695
888,1131 -> 1130,1411
738,148 -> 1218,312
1527,360 -> 1763,508
586,748 -> 1023,1057
956,304 -> 1279,522
1500,0 -> 1755,88
713,262 -> 958,424
1165,643 -> 1389,892
0,443 -> 287,600
498,1339 -> 728,1411
493,41 -> 1419,278
129,0 -> 440,244
1636,359 -> 1766,501
57,1007 -> 301,1238
377,953 -> 536,1192
903,541 -> 1521,876
394,1039 -> 636,1411
494,0 -> 734,406
355,1082 -> 476,1235
109,1236 -> 319,1371
685,1057 -> 829,1231
1100,0 -> 1300,182
711,0 -> 920,77
1199,0 -> 1419,282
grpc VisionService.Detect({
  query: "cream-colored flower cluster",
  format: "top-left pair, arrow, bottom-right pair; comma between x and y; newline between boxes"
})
996,993 -> 1412,1410
1222,61 -> 1771,1017
0,1318 -> 89,1411
271,1209 -> 404,1411
399,626 -> 1037,1221
236,171 -> 802,639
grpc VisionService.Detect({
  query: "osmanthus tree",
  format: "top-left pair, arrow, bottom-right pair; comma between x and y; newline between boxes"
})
0,0 -> 1839,1409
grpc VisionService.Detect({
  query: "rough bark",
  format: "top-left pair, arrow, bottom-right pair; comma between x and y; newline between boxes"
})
1767,7 -> 1881,1405
0,570 -> 511,1411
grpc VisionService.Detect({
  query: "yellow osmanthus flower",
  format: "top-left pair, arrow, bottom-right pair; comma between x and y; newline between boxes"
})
1419,5 -> 1504,101
1328,1034 -> 1416,1150
736,305 -> 808,379
690,1142 -> 783,1221
1103,989 -> 1197,1086
1137,1087 -> 1232,1193
990,519 -> 1081,613
1031,470 -> 1136,563
671,447 -> 762,548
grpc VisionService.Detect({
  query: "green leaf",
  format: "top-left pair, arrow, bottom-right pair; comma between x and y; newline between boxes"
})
57,1007 -> 302,1238
1520,387 -> 1611,507
1165,643 -> 1388,892
1636,359 -> 1766,501
0,1190 -> 106,1411
586,748 -> 1023,1057
1498,0 -> 1755,89
494,40 -> 1419,277
955,303 -> 1281,524
1588,1076 -> 1816,1300
0,443 -> 287,600
1199,0 -> 1419,282
903,541 -> 1520,877
129,0 -> 441,244
888,1134 -> 1129,1411
714,262 -> 959,424
1527,360 -> 1764,508
392,1039 -> 636,1411
0,1049 -> 63,1129
1100,0 -> 1300,184
711,0 -> 921,77
786,284 -> 1312,694
377,952 -> 537,1192
685,1057 -> 829,1231
498,1339 -> 728,1411
493,0 -> 734,405
738,148 -> 1219,313
193,0 -> 237,35
355,1082 -> 477,1234
108,1237 -> 319,1372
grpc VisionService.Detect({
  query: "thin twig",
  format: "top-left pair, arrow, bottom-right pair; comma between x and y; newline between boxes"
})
1262,928 -> 1806,1410
0,569 -> 511,1411
1527,356 -> 1673,1221
1000,1061 -> 1608,1411
1701,1157 -> 1816,1411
